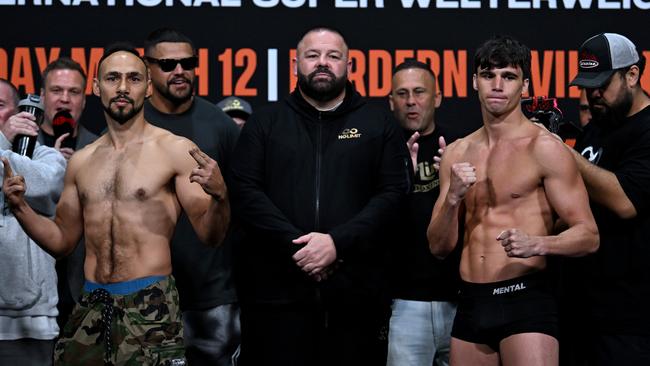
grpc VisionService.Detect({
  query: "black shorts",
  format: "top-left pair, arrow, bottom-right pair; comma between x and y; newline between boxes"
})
451,271 -> 558,351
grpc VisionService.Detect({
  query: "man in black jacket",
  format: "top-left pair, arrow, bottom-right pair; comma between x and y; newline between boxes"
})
231,27 -> 410,366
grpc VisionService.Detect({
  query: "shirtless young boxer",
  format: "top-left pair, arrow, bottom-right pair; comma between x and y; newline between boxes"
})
427,36 -> 599,366
2,44 -> 229,365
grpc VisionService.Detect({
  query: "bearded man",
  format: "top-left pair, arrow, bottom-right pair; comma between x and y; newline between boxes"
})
230,27 -> 411,366
143,27 -> 240,366
562,33 -> 650,366
3,44 -> 230,365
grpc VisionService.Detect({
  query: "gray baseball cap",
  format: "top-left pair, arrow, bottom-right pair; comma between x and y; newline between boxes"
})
570,33 -> 640,88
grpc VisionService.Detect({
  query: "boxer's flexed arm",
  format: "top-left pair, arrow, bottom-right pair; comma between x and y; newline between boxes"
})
2,155 -> 84,259
172,138 -> 230,247
495,135 -> 599,259
427,142 -> 476,259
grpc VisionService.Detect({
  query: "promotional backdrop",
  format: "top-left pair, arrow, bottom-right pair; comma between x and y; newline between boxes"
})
1,1 -> 647,135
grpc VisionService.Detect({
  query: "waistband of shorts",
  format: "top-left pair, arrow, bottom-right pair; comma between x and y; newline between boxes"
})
459,271 -> 548,297
83,275 -> 168,295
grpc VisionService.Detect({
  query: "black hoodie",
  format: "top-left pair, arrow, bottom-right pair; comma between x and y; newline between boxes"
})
231,82 -> 410,304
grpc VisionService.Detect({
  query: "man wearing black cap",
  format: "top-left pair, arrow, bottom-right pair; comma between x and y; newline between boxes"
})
217,96 -> 252,129
567,32 -> 650,365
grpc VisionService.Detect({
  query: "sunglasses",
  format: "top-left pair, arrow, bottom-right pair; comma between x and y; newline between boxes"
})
146,56 -> 198,72
579,104 -> 590,111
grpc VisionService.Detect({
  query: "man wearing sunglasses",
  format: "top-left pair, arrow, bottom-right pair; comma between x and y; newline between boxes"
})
143,28 -> 240,366
563,33 -> 650,365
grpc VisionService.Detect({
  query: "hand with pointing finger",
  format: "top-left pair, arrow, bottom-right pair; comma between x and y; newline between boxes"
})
497,228 -> 541,258
1,157 -> 27,209
189,147 -> 226,201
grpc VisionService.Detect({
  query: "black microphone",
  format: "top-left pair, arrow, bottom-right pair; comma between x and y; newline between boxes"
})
52,110 -> 77,149
12,94 -> 44,159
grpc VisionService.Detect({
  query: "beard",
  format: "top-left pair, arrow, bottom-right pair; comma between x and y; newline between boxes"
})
297,66 -> 347,102
103,94 -> 144,125
589,87 -> 633,130
153,76 -> 194,105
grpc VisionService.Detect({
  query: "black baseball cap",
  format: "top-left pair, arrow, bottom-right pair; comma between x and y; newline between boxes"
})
217,96 -> 252,117
570,33 -> 640,88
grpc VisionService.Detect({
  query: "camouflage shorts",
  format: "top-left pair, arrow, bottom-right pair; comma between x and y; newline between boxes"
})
54,276 -> 186,366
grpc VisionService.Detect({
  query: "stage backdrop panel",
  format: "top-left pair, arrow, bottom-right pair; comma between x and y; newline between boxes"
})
1,1 -> 647,135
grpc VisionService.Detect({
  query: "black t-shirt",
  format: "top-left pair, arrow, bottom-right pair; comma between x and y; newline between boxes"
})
145,97 -> 240,310
573,121 -> 604,165
38,123 -> 100,152
578,106 -> 650,335
390,126 -> 461,302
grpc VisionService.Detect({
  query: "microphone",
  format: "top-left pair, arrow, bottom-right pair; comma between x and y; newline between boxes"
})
52,110 -> 77,149
12,94 -> 44,159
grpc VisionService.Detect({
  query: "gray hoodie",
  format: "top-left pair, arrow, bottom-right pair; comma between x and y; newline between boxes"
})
0,132 -> 65,320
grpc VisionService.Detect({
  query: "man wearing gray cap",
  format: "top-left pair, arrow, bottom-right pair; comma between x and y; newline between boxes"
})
566,33 -> 650,365
217,96 -> 253,129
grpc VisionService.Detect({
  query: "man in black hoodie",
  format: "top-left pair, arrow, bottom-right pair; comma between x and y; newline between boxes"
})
231,27 -> 410,366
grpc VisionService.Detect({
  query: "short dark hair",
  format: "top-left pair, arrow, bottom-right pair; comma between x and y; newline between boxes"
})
144,28 -> 195,56
393,59 -> 437,79
0,78 -> 20,107
297,26 -> 348,53
42,57 -> 87,89
474,35 -> 531,79
97,42 -> 146,75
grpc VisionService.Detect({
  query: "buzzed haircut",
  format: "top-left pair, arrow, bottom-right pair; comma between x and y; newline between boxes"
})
474,35 -> 531,79
97,42 -> 146,75
42,57 -> 87,89
393,59 -> 437,80
297,26 -> 348,53
0,78 -> 20,107
144,27 -> 195,56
